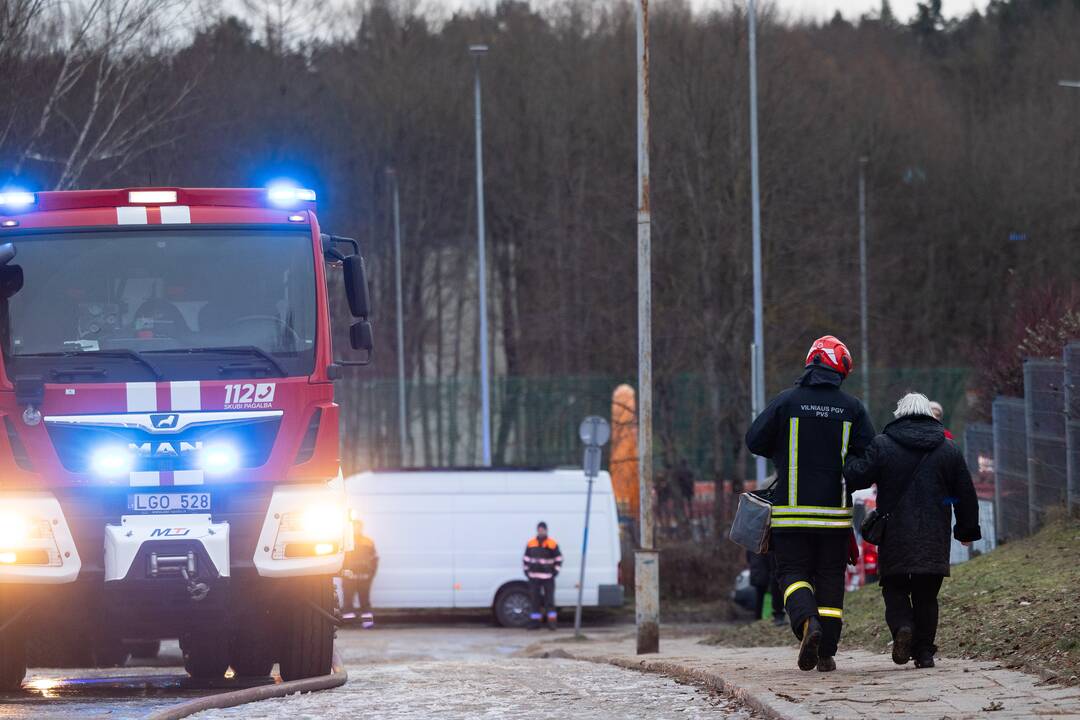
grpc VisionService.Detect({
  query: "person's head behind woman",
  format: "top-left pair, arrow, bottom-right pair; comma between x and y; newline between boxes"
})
893,392 -> 934,419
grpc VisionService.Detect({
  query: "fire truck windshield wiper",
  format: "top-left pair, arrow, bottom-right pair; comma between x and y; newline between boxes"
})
146,346 -> 287,377
20,349 -> 164,380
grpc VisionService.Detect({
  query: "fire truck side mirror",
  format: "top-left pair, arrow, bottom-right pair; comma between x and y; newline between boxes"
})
0,243 -> 15,267
345,320 -> 374,365
0,265 -> 23,299
343,254 -> 371,319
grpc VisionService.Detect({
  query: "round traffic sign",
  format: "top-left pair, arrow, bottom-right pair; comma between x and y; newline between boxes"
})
579,415 -> 611,447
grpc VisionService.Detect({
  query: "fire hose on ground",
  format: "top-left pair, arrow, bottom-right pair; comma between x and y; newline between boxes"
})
142,651 -> 348,720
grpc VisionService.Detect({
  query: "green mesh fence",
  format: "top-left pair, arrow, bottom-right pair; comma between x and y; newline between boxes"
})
337,368 -> 971,478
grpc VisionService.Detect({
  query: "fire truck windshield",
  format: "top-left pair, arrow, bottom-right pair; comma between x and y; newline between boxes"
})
0,227 -> 318,381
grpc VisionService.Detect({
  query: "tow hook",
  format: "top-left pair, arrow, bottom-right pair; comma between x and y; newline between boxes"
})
181,566 -> 210,602
148,549 -> 210,601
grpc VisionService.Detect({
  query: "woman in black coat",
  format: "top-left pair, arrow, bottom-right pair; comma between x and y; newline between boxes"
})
843,392 -> 981,669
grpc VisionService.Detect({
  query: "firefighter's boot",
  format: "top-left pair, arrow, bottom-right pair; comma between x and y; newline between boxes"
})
798,617 -> 823,671
816,655 -> 836,672
546,611 -> 558,631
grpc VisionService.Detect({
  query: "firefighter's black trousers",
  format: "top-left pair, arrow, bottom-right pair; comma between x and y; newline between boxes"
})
772,531 -> 848,657
528,577 -> 556,620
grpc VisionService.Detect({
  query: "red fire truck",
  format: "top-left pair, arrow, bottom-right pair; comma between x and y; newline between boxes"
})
0,186 -> 372,689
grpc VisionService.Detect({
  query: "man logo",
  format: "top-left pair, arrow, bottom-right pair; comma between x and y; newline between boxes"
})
151,413 -> 180,429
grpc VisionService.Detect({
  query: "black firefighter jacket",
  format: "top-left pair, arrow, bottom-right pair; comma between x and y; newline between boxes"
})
746,367 -> 875,533
843,414 -> 982,577
523,536 -> 563,580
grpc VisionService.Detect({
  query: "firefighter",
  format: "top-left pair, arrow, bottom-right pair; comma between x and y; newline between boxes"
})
745,335 -> 875,672
522,522 -> 563,630
343,517 -> 379,629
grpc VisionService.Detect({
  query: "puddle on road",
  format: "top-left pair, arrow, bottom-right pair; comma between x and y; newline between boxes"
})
0,669 -> 277,720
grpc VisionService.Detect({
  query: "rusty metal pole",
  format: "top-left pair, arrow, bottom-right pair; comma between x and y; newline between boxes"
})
634,0 -> 659,656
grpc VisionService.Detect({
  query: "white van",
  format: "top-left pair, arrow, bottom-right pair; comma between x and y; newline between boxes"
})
344,468 -> 624,627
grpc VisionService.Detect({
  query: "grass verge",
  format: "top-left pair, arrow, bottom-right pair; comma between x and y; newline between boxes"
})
703,516 -> 1080,684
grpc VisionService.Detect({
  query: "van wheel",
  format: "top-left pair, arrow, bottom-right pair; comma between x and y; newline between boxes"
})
494,584 -> 533,628
0,626 -> 26,691
279,577 -> 335,681
183,629 -> 230,680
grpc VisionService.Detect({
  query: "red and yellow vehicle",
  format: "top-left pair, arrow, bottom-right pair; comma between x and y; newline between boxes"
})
0,186 -> 372,688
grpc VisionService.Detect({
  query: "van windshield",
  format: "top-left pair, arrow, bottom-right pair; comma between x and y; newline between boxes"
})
0,227 -> 317,380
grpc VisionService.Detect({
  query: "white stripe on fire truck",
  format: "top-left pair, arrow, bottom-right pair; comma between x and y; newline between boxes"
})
116,206 -> 148,225
160,205 -> 191,224
129,471 -> 161,487
126,382 -> 157,412
173,470 -> 204,486
169,381 -> 201,411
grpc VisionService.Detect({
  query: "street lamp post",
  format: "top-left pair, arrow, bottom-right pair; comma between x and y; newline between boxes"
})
858,157 -> 871,413
747,0 -> 766,485
470,43 -> 493,467
387,168 -> 407,466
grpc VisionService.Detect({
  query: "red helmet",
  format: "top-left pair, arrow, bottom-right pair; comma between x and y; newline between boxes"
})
805,335 -> 853,376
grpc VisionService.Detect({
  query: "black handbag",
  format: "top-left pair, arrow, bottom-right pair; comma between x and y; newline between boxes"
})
860,451 -> 930,546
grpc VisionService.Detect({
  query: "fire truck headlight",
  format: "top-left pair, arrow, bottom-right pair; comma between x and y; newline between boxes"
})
91,446 -> 133,477
0,189 -> 35,209
267,183 -> 316,207
280,504 -> 344,540
0,512 -> 32,549
200,443 -> 239,475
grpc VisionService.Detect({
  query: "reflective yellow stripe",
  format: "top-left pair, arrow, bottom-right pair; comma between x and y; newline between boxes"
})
788,418 -> 799,505
819,607 -> 843,619
772,506 -> 853,516
783,580 -> 814,604
840,421 -> 852,508
772,518 -> 853,529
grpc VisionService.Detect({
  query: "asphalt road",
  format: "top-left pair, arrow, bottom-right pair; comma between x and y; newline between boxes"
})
193,624 -> 757,720
0,621 -> 756,720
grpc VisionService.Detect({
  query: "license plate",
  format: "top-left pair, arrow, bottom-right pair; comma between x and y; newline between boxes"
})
128,492 -> 211,513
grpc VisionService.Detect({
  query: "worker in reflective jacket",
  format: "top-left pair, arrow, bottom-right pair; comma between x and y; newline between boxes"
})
745,335 -> 875,672
523,522 -> 563,630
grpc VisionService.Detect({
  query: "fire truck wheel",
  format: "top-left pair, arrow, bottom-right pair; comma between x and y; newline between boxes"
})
128,640 -> 161,660
278,576 -> 334,681
231,627 -> 275,677
0,628 -> 26,691
93,637 -> 131,668
182,630 -> 230,680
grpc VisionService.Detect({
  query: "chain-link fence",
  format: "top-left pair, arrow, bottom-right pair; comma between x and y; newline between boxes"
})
1066,343 -> 1080,516
992,396 -> 1029,541
1024,359 -> 1067,530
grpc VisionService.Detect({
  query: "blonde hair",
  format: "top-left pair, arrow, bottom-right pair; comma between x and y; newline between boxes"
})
894,392 -> 934,419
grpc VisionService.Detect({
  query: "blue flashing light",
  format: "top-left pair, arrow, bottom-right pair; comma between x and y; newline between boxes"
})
0,189 -> 36,210
267,184 -> 316,207
91,446 -> 133,477
201,443 -> 239,475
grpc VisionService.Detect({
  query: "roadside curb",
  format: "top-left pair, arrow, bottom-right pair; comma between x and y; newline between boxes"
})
527,643 -> 797,720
